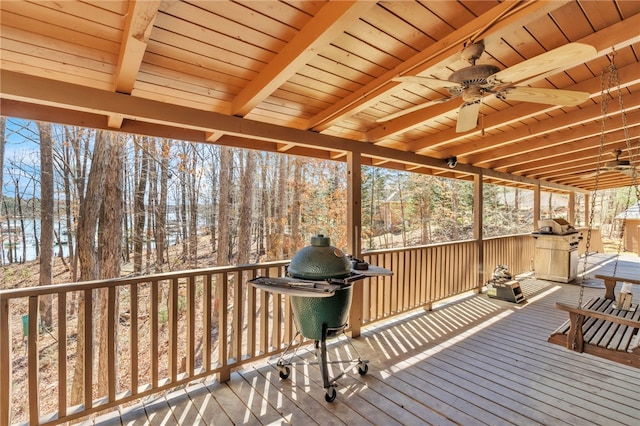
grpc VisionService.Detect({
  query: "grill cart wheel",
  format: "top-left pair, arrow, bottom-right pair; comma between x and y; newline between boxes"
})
325,387 -> 337,402
278,365 -> 291,380
357,362 -> 368,375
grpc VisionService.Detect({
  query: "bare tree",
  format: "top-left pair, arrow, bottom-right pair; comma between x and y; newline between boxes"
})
272,155 -> 287,259
96,131 -> 124,399
155,139 -> 170,268
290,158 -> 304,253
71,130 -> 112,405
237,150 -> 256,264
38,122 -> 54,327
217,146 -> 232,266
187,144 -> 200,266
133,136 -> 150,274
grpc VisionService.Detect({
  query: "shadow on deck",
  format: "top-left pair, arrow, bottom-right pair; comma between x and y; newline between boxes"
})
89,254 -> 640,426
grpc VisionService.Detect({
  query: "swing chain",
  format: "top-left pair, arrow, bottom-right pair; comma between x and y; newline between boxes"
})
577,55 -> 615,309
578,50 -> 639,315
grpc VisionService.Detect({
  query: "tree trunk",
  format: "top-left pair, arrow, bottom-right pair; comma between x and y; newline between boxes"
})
208,146 -> 218,256
188,144 -> 199,266
274,155 -> 286,259
133,136 -> 149,274
179,144 -> 188,261
237,150 -> 256,264
290,158 -> 303,253
122,158 -> 131,263
71,130 -> 111,405
155,139 -> 170,268
38,122 -> 54,327
96,132 -> 123,400
217,147 -> 232,266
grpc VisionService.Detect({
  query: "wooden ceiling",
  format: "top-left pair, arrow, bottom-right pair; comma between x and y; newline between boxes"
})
1,0 -> 639,192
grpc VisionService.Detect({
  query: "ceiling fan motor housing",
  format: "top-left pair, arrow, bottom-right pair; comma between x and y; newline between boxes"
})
448,64 -> 501,100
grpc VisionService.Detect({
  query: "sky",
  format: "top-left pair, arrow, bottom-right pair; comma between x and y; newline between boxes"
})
2,118 -> 42,198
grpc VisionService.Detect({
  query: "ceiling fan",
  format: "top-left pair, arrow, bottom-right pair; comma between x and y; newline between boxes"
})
582,149 -> 637,179
379,41 -> 597,133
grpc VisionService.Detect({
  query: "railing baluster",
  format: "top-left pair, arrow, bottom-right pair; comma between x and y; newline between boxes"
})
58,292 -> 67,418
108,286 -> 116,402
130,283 -> 138,395
203,274 -> 212,371
28,296 -> 39,424
272,293 -> 281,352
247,270 -> 256,358
218,272 -> 229,382
0,298 -> 9,426
169,278 -> 178,383
259,280 -> 268,355
232,271 -> 242,362
151,280 -> 159,387
187,275 -> 195,377
84,288 -> 93,410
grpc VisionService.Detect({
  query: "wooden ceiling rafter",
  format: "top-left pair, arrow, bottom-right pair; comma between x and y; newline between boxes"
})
475,119 -> 640,171
306,1 -> 563,131
230,1 -> 376,117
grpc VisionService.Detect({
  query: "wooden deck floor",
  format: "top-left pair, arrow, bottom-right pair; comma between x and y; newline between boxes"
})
88,254 -> 640,426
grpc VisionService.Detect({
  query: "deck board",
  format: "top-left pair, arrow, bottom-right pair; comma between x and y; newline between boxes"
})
91,254 -> 640,426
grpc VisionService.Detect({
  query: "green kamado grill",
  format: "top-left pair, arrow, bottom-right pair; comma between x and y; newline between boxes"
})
249,234 -> 392,402
286,234 -> 353,341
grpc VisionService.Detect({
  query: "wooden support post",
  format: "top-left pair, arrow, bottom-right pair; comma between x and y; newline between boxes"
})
347,151 -> 363,337
474,172 -> 484,291
534,183 -> 541,226
568,191 -> 576,226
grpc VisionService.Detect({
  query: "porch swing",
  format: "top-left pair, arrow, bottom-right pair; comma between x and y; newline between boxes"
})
547,51 -> 640,367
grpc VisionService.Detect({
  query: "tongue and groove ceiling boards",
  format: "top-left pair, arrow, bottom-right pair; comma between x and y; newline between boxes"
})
1,0 -> 639,192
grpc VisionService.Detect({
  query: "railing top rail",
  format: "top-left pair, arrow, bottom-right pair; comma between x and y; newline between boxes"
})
362,238 -> 482,256
0,260 -> 289,300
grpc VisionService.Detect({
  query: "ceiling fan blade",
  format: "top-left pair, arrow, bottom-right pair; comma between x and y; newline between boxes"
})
499,87 -> 590,106
617,168 -> 636,177
580,171 -> 598,179
393,75 -> 462,89
581,167 -> 636,179
456,101 -> 481,133
487,42 -> 597,86
376,97 -> 453,122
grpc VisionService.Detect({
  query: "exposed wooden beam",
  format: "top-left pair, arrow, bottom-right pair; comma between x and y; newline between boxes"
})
109,0 -> 160,128
231,1 -> 375,117
114,0 -> 160,94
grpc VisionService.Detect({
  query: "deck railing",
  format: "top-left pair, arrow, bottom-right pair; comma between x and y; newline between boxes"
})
0,234 -> 534,426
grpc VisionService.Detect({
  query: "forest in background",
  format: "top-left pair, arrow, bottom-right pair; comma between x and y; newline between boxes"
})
1,118 -> 637,285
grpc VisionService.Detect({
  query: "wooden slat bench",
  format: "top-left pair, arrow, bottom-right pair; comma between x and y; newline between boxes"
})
548,275 -> 640,367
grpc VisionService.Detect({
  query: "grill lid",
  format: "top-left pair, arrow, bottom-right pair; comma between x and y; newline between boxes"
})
287,234 -> 352,280
536,218 -> 576,235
